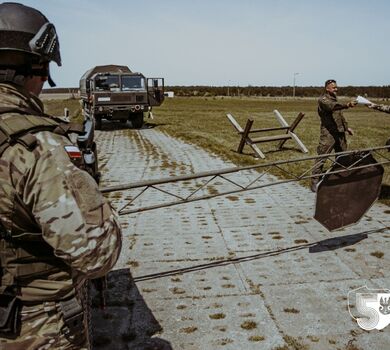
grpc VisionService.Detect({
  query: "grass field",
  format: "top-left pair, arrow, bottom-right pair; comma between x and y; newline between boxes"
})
44,96 -> 390,205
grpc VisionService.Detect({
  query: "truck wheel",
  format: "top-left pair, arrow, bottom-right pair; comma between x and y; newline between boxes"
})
131,112 -> 144,129
95,116 -> 102,130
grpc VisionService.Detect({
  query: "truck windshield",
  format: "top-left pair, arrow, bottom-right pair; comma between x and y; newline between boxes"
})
95,75 -> 120,91
121,76 -> 145,91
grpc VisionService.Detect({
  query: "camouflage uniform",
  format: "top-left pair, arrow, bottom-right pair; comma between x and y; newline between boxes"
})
312,92 -> 351,185
0,83 -> 122,349
371,103 -> 390,113
370,103 -> 390,148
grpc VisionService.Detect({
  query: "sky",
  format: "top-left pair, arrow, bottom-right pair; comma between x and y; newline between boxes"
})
12,0 -> 390,87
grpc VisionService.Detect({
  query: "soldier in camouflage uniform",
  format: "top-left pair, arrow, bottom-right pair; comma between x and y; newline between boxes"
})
311,79 -> 357,192
0,3 -> 122,349
366,102 -> 390,148
367,102 -> 390,114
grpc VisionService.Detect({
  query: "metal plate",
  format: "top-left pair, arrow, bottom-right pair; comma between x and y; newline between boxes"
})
314,152 -> 384,231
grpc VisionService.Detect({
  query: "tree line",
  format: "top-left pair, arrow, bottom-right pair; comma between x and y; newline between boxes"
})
166,85 -> 390,98
43,85 -> 390,99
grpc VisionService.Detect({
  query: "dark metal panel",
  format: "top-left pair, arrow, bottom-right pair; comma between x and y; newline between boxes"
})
314,153 -> 384,231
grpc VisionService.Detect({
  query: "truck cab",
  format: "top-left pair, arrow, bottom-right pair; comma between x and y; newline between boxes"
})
80,65 -> 164,129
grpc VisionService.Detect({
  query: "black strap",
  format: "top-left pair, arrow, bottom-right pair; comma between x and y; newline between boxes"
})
17,133 -> 37,151
0,106 -> 41,117
0,219 -> 11,241
0,129 -> 9,156
54,122 -> 84,136
0,294 -> 21,335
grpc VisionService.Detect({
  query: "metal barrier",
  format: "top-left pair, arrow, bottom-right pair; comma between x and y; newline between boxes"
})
227,110 -> 308,158
100,146 -> 390,220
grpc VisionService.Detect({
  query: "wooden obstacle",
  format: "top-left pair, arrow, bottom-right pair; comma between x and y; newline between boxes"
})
227,110 -> 308,159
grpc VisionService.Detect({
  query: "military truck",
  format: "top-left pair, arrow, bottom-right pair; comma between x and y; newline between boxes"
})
79,65 -> 164,129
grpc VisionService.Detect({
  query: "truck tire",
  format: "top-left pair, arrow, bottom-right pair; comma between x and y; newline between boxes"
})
95,116 -> 102,130
131,112 -> 144,129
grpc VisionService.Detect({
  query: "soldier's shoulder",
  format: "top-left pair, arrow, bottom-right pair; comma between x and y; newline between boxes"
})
2,130 -> 75,174
318,93 -> 330,102
35,129 -> 74,151
34,130 -> 80,166
318,94 -> 334,107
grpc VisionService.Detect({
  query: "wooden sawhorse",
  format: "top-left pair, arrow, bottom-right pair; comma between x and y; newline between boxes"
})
227,110 -> 308,159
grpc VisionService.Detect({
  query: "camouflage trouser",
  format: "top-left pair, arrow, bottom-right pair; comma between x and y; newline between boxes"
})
0,300 -> 89,350
311,128 -> 347,184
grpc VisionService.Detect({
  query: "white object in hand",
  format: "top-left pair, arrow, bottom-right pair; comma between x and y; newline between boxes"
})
356,95 -> 373,105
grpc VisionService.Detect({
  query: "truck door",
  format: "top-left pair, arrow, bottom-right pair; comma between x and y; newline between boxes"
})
147,78 -> 165,106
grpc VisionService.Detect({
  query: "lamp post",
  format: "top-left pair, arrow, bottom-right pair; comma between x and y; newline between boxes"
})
293,72 -> 299,99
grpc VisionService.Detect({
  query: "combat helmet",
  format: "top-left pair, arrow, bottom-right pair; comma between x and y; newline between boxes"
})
0,2 -> 61,86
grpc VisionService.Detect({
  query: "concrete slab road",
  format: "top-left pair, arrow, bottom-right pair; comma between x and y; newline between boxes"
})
91,125 -> 390,350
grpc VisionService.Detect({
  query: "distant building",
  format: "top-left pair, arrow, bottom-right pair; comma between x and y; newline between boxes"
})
164,91 -> 174,98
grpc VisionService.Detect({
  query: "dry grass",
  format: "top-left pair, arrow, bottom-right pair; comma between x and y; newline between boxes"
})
240,320 -> 257,330
294,239 -> 309,244
180,326 -> 198,334
44,98 -> 82,121
283,308 -> 300,314
155,96 -> 390,205
209,313 -> 226,320
370,251 -> 384,258
248,335 -> 265,342
273,335 -> 309,350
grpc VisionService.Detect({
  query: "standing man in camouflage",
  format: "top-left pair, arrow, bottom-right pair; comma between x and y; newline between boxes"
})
0,3 -> 122,349
366,102 -> 390,148
311,79 -> 357,192
367,102 -> 390,114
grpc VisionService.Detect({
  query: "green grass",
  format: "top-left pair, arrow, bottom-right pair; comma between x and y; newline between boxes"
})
44,97 -> 82,121
43,96 -> 390,205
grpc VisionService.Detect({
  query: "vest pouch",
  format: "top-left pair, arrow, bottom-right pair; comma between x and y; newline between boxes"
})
59,296 -> 84,336
0,293 -> 20,336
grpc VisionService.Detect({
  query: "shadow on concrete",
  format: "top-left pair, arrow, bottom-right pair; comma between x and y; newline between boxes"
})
132,227 -> 387,283
98,120 -> 164,132
98,120 -> 134,132
379,184 -> 390,200
229,146 -> 303,159
144,122 -> 167,129
91,268 -> 172,350
308,232 -> 369,253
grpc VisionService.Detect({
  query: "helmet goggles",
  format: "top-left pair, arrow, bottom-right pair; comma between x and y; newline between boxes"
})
29,22 -> 61,66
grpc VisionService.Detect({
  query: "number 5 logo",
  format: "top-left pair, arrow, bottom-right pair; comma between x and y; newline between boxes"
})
348,286 -> 390,331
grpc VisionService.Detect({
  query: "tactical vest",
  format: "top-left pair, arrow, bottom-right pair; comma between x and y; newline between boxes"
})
0,107 -> 84,299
